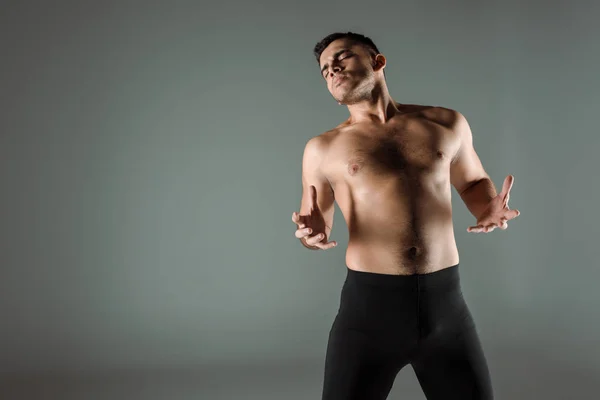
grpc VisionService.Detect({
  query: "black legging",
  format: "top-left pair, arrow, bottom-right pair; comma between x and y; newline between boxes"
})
321,264 -> 493,400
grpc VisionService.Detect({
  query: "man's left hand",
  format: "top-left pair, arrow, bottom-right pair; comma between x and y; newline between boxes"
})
467,175 -> 521,233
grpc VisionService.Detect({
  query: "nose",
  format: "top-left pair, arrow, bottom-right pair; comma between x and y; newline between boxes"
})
327,65 -> 342,80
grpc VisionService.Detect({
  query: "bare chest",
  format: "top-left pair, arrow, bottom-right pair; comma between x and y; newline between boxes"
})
322,120 -> 459,186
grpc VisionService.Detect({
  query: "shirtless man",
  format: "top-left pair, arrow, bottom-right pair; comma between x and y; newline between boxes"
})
291,32 -> 520,400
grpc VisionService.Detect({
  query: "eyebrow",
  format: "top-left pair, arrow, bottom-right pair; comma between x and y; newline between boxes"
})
320,48 -> 350,75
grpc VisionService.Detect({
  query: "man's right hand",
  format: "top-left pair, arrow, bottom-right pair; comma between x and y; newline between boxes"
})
292,185 -> 337,250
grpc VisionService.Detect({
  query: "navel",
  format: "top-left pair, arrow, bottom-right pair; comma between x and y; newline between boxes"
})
407,246 -> 419,259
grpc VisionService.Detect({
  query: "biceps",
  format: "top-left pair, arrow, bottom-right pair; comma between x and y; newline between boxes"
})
450,142 -> 488,195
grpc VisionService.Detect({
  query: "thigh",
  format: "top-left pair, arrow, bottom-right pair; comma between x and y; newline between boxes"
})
321,321 -> 405,400
410,323 -> 494,400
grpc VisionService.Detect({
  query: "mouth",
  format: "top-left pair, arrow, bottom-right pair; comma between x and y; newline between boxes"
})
334,76 -> 348,87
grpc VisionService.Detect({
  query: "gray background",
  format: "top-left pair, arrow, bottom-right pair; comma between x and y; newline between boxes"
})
1,0 -> 598,398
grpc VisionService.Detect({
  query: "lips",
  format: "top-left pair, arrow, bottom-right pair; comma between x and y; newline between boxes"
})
334,76 -> 347,87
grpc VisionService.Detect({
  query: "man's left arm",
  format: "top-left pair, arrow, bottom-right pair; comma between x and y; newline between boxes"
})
449,111 -> 520,233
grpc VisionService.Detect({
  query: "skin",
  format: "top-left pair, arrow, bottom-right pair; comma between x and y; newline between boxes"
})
292,38 -> 520,275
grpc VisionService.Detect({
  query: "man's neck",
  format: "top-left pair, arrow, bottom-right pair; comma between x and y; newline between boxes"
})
346,85 -> 400,125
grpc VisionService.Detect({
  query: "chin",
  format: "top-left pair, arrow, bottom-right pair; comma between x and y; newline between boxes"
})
332,91 -> 350,105
336,95 -> 360,106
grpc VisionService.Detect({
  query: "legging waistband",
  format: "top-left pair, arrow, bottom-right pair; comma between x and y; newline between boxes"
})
345,264 -> 460,291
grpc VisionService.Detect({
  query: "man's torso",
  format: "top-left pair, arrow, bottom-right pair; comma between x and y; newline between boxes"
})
319,104 -> 463,275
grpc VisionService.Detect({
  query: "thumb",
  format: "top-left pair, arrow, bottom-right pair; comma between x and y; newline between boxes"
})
500,175 -> 514,197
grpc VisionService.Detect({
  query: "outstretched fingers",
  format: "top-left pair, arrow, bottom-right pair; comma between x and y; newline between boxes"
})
295,226 -> 313,239
467,223 -> 498,233
315,240 -> 338,249
501,175 -> 514,198
506,209 -> 520,220
292,211 -> 306,229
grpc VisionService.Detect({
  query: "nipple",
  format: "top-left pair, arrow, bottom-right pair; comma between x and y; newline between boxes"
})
348,163 -> 361,175
347,157 -> 364,176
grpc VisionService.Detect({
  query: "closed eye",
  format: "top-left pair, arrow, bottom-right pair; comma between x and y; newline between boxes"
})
323,54 -> 352,79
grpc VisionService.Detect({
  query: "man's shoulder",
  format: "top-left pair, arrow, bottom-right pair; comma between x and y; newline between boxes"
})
308,125 -> 344,147
304,130 -> 337,158
418,105 -> 465,129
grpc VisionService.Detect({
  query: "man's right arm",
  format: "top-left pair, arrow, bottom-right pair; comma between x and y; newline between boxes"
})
298,136 -> 335,250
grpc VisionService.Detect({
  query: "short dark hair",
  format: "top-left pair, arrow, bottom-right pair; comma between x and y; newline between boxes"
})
313,32 -> 385,77
313,32 -> 381,63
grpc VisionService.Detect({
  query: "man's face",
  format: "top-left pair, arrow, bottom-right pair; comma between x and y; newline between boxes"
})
318,38 -> 378,105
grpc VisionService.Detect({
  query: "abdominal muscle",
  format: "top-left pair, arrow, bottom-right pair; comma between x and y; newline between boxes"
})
335,175 -> 460,275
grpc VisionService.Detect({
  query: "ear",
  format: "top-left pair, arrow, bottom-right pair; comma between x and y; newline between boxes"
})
373,54 -> 386,72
